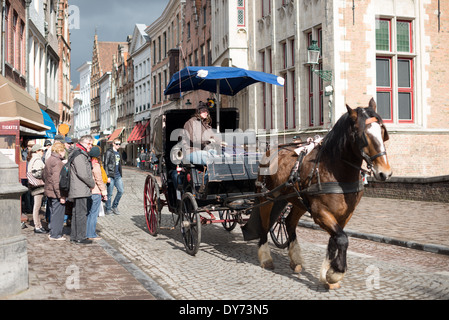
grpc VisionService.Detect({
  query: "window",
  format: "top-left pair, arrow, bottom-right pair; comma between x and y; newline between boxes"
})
261,48 -> 273,130
307,30 -> 323,127
282,38 -> 296,130
237,0 -> 245,27
376,18 -> 414,123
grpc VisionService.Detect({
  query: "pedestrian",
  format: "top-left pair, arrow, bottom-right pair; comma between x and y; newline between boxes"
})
68,135 -> 96,244
104,138 -> 124,215
122,149 -> 127,165
139,149 -> 146,170
43,139 -> 52,163
43,141 -> 67,241
86,145 -> 107,240
27,144 -> 47,234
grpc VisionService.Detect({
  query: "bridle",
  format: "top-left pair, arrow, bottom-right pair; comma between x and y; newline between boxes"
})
359,117 -> 387,170
344,116 -> 387,174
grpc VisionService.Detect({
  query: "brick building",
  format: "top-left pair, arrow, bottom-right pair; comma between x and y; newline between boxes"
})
2,0 -> 26,88
57,0 -> 72,125
245,0 -> 449,178
90,33 -> 126,136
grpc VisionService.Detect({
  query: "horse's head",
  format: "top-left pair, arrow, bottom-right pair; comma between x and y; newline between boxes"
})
346,98 -> 392,181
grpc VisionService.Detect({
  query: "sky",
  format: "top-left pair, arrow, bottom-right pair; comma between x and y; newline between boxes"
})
69,0 -> 169,87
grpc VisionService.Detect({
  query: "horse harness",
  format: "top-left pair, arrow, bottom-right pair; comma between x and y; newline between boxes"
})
256,130 -> 371,213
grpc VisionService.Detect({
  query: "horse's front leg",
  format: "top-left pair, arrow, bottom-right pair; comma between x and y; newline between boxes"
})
314,210 -> 349,289
320,225 -> 348,289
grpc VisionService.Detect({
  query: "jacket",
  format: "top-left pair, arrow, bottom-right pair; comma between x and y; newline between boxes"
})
182,116 -> 220,155
43,152 -> 66,199
68,146 -> 95,199
91,159 -> 107,196
28,153 -> 45,196
104,147 -> 122,178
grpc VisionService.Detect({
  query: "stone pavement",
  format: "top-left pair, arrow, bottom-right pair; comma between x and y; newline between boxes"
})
2,166 -> 448,300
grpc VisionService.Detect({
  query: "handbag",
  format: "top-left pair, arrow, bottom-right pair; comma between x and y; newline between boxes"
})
27,171 -> 45,187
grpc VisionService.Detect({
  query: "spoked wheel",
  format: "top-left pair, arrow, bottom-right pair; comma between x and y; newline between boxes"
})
179,192 -> 201,256
269,203 -> 291,249
219,209 -> 237,231
144,174 -> 161,236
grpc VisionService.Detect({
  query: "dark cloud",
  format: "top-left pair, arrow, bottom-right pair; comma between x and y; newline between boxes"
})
70,0 -> 168,86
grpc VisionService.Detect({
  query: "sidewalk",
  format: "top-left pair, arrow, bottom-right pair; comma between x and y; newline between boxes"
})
2,166 -> 448,300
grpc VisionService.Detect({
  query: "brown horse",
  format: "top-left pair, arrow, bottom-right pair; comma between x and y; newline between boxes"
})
242,98 -> 392,289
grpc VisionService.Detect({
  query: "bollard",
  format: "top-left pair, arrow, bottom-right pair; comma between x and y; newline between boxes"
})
0,152 -> 29,297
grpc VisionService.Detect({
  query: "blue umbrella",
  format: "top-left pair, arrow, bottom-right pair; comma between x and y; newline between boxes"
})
164,66 -> 284,131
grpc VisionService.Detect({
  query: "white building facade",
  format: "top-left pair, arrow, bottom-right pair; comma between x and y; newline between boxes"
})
99,72 -> 111,135
130,24 -> 152,123
74,61 -> 91,137
28,0 -> 59,123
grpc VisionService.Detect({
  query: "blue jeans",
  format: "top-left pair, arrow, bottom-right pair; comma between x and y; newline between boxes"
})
189,149 -> 217,165
106,176 -> 124,211
86,194 -> 101,238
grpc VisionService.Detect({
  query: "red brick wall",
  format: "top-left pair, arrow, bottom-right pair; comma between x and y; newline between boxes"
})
3,0 -> 26,88
424,0 -> 449,129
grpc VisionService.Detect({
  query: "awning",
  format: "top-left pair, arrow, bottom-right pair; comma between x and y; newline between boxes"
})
107,127 -> 125,142
134,121 -> 150,142
41,109 -> 57,138
127,123 -> 142,142
0,74 -> 49,132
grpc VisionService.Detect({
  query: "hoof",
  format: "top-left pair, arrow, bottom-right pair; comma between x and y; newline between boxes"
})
261,260 -> 275,270
326,268 -> 345,284
290,261 -> 302,273
327,282 -> 341,290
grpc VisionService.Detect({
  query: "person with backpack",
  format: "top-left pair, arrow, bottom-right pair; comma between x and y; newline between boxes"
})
67,135 -> 96,244
104,138 -> 124,215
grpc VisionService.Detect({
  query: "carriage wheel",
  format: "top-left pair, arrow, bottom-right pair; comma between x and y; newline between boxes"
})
179,192 -> 201,256
269,204 -> 291,249
219,210 -> 237,232
144,174 -> 161,236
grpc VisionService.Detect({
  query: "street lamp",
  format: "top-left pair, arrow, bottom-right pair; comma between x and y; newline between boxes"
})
307,40 -> 321,65
307,40 -> 332,82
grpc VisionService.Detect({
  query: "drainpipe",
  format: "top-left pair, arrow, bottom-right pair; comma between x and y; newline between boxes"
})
25,0 -> 31,92
1,0 -> 5,76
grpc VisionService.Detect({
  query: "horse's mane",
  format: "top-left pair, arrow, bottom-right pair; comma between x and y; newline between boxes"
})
318,107 -> 383,160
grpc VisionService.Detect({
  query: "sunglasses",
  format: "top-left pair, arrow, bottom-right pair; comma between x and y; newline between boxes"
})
114,143 -> 121,145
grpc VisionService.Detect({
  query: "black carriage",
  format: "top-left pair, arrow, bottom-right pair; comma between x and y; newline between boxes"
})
143,108 -> 289,255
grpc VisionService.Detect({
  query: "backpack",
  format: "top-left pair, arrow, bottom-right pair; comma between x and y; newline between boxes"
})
59,149 -> 82,194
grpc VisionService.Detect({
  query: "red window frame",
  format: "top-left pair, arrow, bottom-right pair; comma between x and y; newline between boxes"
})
397,20 -> 413,53
308,66 -> 314,126
237,0 -> 245,27
283,74 -> 288,129
376,56 -> 393,122
397,58 -> 414,123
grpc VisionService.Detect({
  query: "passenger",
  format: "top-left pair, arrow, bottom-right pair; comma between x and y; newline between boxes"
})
69,135 -> 96,244
27,144 -> 47,234
86,146 -> 107,240
43,141 -> 67,241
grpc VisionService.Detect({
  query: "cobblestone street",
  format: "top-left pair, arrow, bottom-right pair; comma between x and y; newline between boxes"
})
96,168 -> 449,300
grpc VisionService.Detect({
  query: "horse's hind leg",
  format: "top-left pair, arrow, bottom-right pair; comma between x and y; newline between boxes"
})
319,223 -> 348,289
257,199 -> 275,270
286,204 -> 306,273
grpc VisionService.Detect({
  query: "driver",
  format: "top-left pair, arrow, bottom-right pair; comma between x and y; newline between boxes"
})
182,101 -> 223,165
